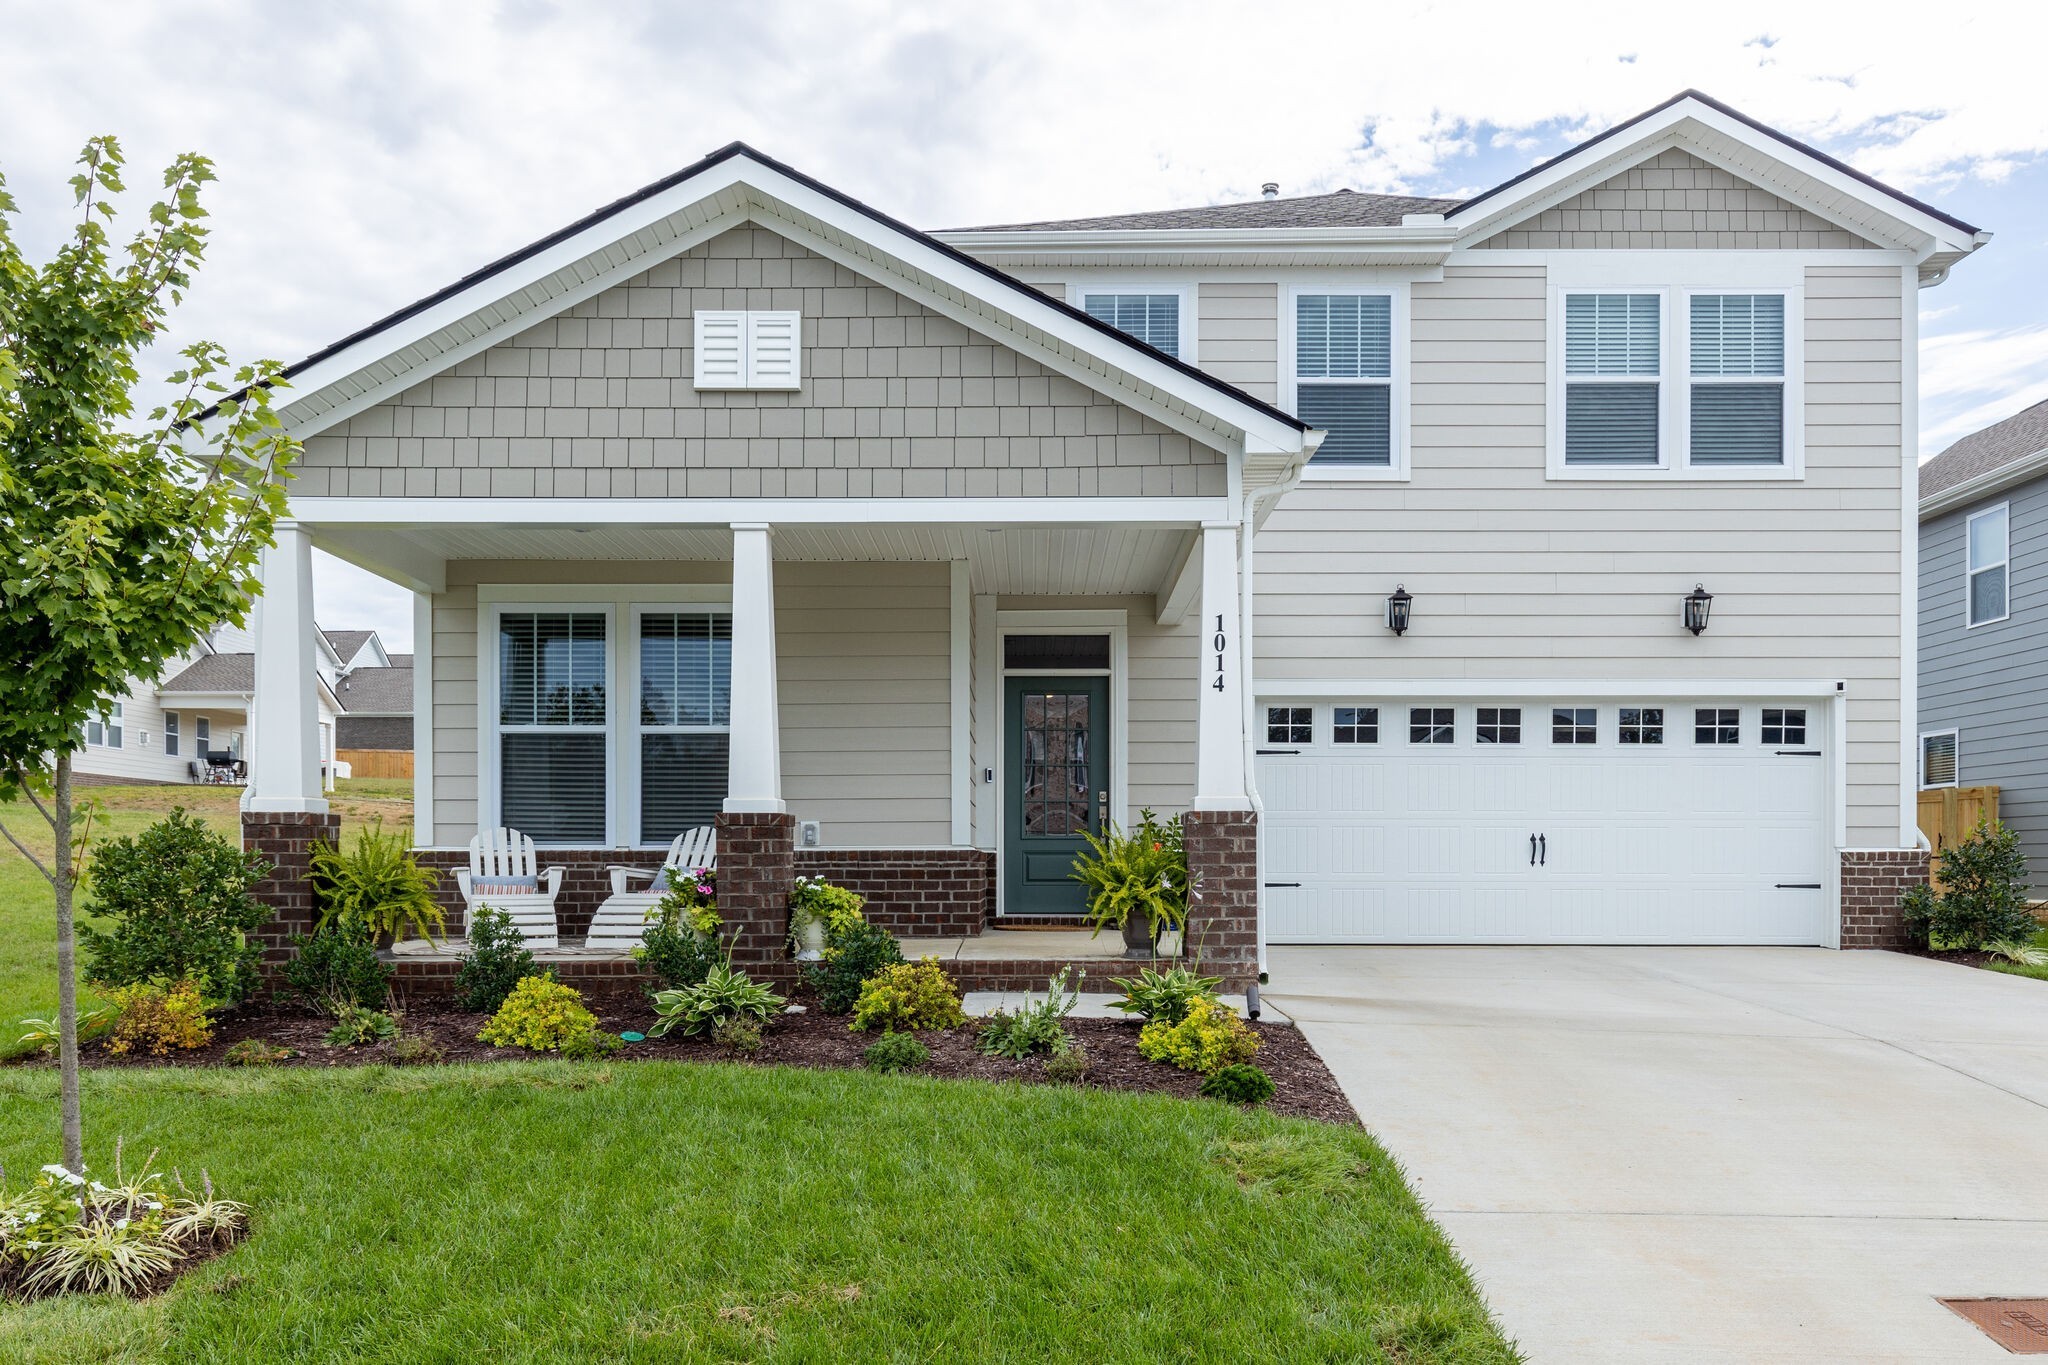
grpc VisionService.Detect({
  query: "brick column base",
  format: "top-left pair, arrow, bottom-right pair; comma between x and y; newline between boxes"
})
243,810 -> 341,959
717,812 -> 797,984
1183,809 -> 1258,992
1840,849 -> 1931,949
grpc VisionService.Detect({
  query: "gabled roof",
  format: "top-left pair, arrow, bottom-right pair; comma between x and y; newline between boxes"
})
1920,398 -> 2048,513
322,628 -> 375,663
162,653 -> 254,695
955,189 -> 1462,233
335,665 -> 412,715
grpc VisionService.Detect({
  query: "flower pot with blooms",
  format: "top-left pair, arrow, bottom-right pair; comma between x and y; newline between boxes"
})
788,876 -> 867,960
650,867 -> 721,942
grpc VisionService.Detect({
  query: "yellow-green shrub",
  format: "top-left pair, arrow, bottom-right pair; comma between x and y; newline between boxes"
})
849,959 -> 965,1032
1137,995 -> 1258,1074
477,975 -> 606,1053
103,980 -> 214,1056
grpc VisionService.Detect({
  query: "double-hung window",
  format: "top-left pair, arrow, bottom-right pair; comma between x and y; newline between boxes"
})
1689,294 -> 1787,467
1081,291 -> 1185,358
1294,292 -> 1396,468
84,701 -> 124,749
636,611 -> 732,844
1563,293 -> 1663,467
498,612 -> 609,844
1966,503 -> 2010,627
164,711 -> 180,758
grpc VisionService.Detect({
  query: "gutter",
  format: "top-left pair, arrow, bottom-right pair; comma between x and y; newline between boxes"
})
1918,443 -> 2048,520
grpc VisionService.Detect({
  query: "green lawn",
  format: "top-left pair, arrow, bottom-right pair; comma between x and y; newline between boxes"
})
0,782 -> 411,1031
1985,925 -> 2048,983
0,1061 -> 1517,1363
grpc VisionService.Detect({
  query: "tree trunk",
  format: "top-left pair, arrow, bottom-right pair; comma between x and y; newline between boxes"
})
55,751 -> 82,1170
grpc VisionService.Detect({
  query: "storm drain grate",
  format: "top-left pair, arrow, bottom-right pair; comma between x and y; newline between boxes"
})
1941,1299 -> 2048,1353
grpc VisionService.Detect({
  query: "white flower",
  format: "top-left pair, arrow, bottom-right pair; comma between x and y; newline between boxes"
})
40,1163 -> 85,1185
115,1217 -> 130,1229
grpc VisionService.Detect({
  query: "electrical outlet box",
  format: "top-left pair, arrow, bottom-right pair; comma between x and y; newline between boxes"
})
798,820 -> 822,848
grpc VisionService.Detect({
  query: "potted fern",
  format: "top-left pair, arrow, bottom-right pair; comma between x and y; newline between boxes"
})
308,818 -> 446,948
1071,809 -> 1189,958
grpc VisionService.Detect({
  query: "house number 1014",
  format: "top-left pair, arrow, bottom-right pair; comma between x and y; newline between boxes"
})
1212,614 -> 1228,692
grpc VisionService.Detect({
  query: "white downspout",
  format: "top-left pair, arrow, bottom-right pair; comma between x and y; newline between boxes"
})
1238,440 -> 1318,980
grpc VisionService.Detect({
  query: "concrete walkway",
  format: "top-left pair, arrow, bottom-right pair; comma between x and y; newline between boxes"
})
1265,946 -> 2048,1363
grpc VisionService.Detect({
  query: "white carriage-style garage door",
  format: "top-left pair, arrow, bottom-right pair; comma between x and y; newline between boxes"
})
1255,699 -> 1833,945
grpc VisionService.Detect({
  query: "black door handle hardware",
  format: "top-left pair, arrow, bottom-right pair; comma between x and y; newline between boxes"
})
1774,882 -> 1823,890
1264,882 -> 1301,889
1775,749 -> 1823,757
1539,834 -> 1547,866
1529,834 -> 1537,866
1256,749 -> 1301,756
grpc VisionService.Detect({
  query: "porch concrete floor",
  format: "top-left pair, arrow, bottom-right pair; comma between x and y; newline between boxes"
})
896,928 -> 1174,962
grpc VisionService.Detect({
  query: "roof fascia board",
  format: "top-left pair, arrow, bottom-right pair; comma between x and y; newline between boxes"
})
931,225 -> 1460,253
153,689 -> 252,706
1919,445 -> 2048,519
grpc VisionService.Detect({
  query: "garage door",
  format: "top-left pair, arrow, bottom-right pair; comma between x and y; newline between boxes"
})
1256,699 -> 1832,945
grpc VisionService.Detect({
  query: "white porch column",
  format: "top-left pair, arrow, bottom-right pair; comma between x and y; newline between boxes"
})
1192,521 -> 1251,811
244,524 -> 328,814
723,523 -> 784,813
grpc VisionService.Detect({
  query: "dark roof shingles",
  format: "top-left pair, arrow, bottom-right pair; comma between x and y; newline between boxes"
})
162,653 -> 254,695
952,189 -> 1463,233
336,666 -> 413,715
1921,398 -> 2048,501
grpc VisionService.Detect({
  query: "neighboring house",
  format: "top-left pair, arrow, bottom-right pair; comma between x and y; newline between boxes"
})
231,89 -> 1985,982
334,662 -> 415,752
1918,398 -> 2048,890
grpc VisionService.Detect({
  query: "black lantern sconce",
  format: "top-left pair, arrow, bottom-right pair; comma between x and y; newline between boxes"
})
1386,584 -> 1414,636
1683,583 -> 1714,636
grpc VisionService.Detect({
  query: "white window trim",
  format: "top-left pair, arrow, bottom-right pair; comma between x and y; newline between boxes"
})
1546,281 -> 1805,481
1282,282 -> 1411,483
478,584 -> 732,849
1964,502 -> 2011,628
624,602 -> 735,850
164,710 -> 180,759
1920,728 -> 1960,789
1071,282 -> 1197,363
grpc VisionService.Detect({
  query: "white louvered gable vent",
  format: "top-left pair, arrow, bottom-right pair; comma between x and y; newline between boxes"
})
694,309 -> 801,390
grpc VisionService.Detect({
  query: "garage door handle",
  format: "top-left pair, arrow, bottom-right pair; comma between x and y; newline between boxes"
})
1775,882 -> 1823,890
1775,749 -> 1823,757
1256,748 -> 1301,756
1264,882 -> 1301,888
1539,833 -> 1546,866
1529,834 -> 1537,866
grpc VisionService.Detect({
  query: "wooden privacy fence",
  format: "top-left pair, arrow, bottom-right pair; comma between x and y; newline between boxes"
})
1916,784 -> 2000,887
337,748 -> 414,780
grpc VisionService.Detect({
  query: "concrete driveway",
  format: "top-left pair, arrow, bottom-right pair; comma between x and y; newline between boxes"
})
1265,947 -> 2048,1363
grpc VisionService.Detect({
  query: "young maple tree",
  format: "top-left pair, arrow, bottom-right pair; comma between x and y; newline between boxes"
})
0,137 -> 298,1167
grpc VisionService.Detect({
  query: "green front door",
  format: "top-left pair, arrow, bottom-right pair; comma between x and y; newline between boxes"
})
1004,675 -> 1111,916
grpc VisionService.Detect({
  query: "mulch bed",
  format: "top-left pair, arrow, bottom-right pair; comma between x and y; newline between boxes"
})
62,992 -> 1359,1126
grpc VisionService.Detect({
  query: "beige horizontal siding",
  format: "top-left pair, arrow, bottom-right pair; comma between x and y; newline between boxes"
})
1197,282 -> 1278,403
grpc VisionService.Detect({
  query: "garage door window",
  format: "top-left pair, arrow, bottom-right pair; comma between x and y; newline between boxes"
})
1333,707 -> 1379,743
1266,707 -> 1312,744
1551,707 -> 1597,744
1618,707 -> 1664,744
1694,708 -> 1740,745
1476,707 -> 1521,744
1761,708 -> 1807,746
1409,707 -> 1454,744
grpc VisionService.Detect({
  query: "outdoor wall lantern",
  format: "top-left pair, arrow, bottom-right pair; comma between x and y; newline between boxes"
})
1683,583 -> 1714,636
1385,584 -> 1413,636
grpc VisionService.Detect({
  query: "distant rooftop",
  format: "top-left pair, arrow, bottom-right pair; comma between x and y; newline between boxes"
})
950,188 -> 1463,233
1921,398 -> 2048,502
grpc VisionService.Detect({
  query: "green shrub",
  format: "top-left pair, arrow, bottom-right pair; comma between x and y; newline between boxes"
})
711,1017 -> 764,1055
1898,881 -> 1939,952
636,913 -> 724,991
78,809 -> 272,1004
1913,820 -> 2039,949
1108,963 -> 1222,1026
478,976 -> 607,1053
280,922 -> 392,1015
862,1030 -> 930,1073
977,968 -> 1080,1059
804,919 -> 904,1014
308,818 -> 446,944
560,1028 -> 623,1062
1043,1042 -> 1090,1085
324,1003 -> 399,1047
387,1033 -> 445,1065
452,905 -> 552,1013
1138,996 -> 1258,1074
103,980 -> 213,1056
849,959 -> 965,1033
223,1038 -> 292,1067
649,963 -> 785,1038
1199,1062 -> 1275,1106
1072,808 -> 1188,940
789,875 -> 867,939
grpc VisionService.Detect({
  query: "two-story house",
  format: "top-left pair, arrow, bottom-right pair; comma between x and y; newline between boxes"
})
1918,398 -> 2048,893
230,91 -> 1985,985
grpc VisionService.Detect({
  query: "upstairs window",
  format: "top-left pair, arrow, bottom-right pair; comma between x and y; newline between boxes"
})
1564,293 -> 1662,467
1689,294 -> 1786,466
693,310 -> 801,390
1296,293 -> 1394,467
1967,503 -> 2010,627
1082,292 -> 1182,358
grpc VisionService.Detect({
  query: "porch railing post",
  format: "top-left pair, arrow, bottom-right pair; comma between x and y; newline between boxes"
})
724,522 -> 785,814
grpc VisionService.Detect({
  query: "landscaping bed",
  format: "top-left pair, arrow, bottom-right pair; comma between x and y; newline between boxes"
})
64,993 -> 1359,1125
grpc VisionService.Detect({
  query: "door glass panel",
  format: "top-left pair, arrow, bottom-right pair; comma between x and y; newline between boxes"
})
1020,692 -> 1091,836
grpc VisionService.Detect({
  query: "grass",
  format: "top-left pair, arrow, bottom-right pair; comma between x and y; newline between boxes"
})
0,781 -> 412,1031
0,1062 -> 1518,1363
1984,925 -> 2048,983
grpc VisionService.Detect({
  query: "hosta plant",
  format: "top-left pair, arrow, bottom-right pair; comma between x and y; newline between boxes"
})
649,963 -> 785,1037
1108,964 -> 1222,1026
324,1004 -> 399,1047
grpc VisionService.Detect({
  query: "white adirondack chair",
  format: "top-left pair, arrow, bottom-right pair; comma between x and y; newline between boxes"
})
457,827 -> 565,950
583,826 -> 717,950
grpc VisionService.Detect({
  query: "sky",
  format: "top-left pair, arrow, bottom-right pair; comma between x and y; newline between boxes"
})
5,0 -> 2046,650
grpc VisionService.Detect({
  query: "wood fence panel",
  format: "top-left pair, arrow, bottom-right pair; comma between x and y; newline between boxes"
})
1916,785 -> 2000,889
337,749 -> 414,780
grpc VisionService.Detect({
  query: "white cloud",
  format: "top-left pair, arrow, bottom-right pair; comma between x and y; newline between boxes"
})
1920,323 -> 2048,455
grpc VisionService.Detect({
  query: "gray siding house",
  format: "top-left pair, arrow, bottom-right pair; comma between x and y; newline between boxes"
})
230,90 -> 1986,983
1918,399 -> 2048,890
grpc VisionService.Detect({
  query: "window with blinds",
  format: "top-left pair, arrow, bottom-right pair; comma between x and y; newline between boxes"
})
1296,293 -> 1393,465
1967,503 -> 2010,626
1921,731 -> 1958,788
1082,294 -> 1180,357
1689,294 -> 1785,465
1564,293 -> 1661,466
499,612 -> 608,844
638,612 -> 732,843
